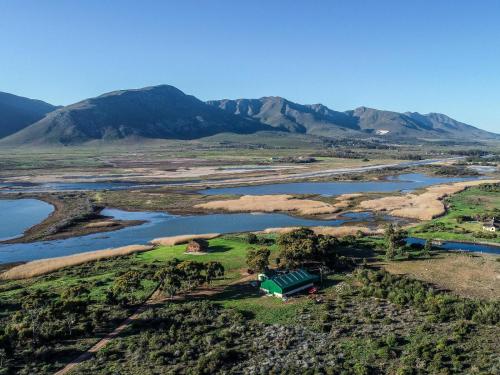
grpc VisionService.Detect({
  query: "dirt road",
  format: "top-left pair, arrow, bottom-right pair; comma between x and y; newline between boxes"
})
54,274 -> 255,374
177,157 -> 464,188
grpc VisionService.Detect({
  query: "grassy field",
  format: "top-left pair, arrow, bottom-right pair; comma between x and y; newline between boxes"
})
138,235 -> 278,282
383,252 -> 500,300
0,235 -> 270,300
410,185 -> 500,243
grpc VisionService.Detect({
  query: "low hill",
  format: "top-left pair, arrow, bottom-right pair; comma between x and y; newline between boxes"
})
0,92 -> 58,138
1,85 -> 272,145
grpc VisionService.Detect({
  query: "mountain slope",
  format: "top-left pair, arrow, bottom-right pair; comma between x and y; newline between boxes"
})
405,112 -> 497,139
207,97 -> 359,136
209,97 -> 499,140
1,85 -> 272,145
0,92 -> 58,138
2,86 -> 497,145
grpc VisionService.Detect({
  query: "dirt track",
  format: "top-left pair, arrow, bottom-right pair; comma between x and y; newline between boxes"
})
53,274 -> 255,374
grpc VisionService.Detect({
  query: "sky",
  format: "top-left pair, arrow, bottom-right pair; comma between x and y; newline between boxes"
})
0,0 -> 499,133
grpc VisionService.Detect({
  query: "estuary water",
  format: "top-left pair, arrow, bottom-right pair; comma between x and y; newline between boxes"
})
0,209 -> 373,263
199,173 -> 477,196
1,172 -> 496,264
0,199 -> 54,241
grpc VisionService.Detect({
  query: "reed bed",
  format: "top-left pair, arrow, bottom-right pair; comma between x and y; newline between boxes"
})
84,220 -> 118,228
262,225 -> 382,237
150,233 -> 220,246
195,194 -> 343,215
1,244 -> 154,280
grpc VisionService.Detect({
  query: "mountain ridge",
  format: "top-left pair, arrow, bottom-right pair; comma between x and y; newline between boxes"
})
209,97 -> 499,139
0,85 -> 498,145
1,85 -> 273,145
0,92 -> 58,138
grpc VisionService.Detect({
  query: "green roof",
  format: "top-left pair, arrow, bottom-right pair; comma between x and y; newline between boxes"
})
261,269 -> 318,294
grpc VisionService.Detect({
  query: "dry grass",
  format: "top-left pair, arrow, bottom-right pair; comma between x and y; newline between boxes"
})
195,195 -> 344,216
383,252 -> 500,300
0,245 -> 154,280
261,225 -> 382,237
84,221 -> 118,228
359,179 -> 500,220
313,225 -> 383,237
150,233 -> 220,246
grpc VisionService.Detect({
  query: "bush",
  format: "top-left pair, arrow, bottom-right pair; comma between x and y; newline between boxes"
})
355,269 -> 499,324
246,233 -> 258,244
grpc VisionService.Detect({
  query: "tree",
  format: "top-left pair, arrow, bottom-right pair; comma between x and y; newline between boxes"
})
0,348 -> 7,369
111,270 -> 142,305
246,233 -> 258,244
159,272 -> 182,299
423,239 -> 432,257
177,260 -> 205,292
277,228 -> 337,268
386,240 -> 396,260
155,259 -> 183,299
205,261 -> 225,284
61,285 -> 89,300
246,248 -> 271,273
384,224 -> 407,259
64,313 -> 77,337
19,290 -> 52,345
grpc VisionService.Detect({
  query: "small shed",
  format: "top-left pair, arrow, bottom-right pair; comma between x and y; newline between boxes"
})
185,239 -> 209,253
260,269 -> 319,297
482,218 -> 499,232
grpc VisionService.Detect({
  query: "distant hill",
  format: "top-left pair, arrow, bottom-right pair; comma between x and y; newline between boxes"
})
209,98 -> 499,140
206,97 -> 359,136
0,92 -> 58,138
1,85 -> 498,145
1,85 -> 272,145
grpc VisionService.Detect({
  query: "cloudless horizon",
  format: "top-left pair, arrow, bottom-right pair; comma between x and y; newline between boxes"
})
1,0 -> 499,133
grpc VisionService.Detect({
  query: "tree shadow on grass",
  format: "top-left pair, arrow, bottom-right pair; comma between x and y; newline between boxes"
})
337,245 -> 376,259
207,245 -> 232,253
210,282 -> 261,303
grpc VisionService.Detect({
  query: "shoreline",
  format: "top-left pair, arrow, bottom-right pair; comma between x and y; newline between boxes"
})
0,193 -> 146,244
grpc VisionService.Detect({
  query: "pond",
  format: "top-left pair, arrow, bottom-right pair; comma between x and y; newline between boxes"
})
0,199 -> 54,241
407,237 -> 500,255
199,173 -> 478,196
0,209 -> 378,263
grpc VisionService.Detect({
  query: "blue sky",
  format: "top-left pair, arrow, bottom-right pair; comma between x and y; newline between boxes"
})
0,0 -> 499,133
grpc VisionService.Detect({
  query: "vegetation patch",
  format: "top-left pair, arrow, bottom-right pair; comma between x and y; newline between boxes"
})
410,184 -> 500,243
359,179 -> 500,220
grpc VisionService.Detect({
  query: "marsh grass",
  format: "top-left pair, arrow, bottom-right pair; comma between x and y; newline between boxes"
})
359,179 -> 499,220
1,244 -> 154,280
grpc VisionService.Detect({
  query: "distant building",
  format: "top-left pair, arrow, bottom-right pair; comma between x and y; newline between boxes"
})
482,218 -> 499,232
185,239 -> 209,253
260,269 -> 319,298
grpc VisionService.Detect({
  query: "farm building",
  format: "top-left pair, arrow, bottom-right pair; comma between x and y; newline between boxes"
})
260,269 -> 319,297
185,239 -> 209,253
482,218 -> 499,232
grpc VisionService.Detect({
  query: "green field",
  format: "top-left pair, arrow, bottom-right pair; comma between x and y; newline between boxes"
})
410,185 -> 500,243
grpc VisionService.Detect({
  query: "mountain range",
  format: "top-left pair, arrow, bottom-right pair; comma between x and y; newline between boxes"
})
0,85 -> 498,145
0,92 -> 58,139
